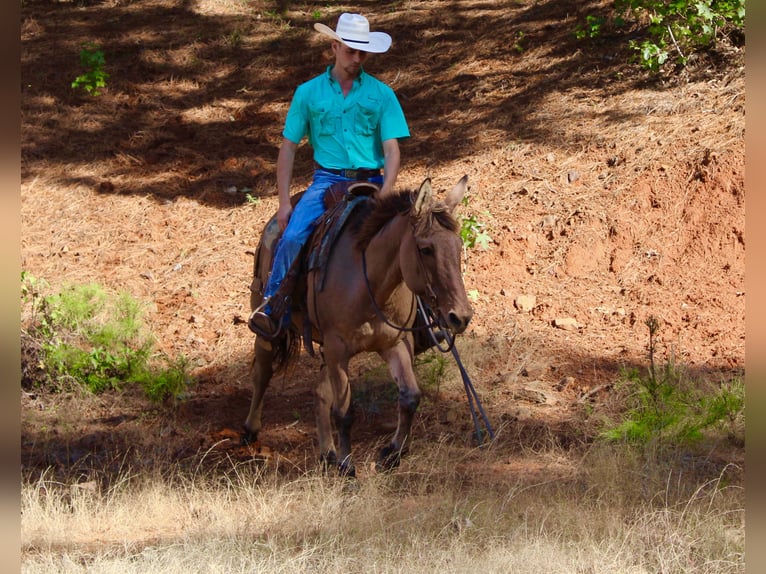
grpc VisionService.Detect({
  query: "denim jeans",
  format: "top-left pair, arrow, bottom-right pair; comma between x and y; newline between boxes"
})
263,169 -> 383,314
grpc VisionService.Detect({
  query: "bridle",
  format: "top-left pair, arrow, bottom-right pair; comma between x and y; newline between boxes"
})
360,221 -> 456,352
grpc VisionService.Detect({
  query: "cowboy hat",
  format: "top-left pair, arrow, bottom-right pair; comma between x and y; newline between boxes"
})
314,13 -> 392,54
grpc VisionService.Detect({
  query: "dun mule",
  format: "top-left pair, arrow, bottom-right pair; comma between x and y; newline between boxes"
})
245,176 -> 473,476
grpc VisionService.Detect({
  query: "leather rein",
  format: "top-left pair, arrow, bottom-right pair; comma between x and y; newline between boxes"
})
361,229 -> 495,445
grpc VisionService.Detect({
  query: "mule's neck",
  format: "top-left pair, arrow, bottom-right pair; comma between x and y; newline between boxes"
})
363,214 -> 409,301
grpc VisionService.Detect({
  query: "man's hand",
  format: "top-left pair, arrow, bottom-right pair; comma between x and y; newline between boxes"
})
378,138 -> 401,198
276,138 -> 297,229
276,202 -> 293,231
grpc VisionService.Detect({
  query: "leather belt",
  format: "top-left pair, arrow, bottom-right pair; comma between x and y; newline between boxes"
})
315,163 -> 381,180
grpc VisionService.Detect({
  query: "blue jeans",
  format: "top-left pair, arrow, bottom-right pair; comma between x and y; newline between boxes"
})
263,169 -> 383,314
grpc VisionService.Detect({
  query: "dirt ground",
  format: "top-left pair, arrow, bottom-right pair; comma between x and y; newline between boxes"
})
20,0 -> 745,481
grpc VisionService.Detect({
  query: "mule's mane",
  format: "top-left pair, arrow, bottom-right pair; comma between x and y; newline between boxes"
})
352,188 -> 460,251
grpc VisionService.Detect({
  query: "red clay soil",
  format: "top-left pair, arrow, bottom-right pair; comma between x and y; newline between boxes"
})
20,0 -> 745,482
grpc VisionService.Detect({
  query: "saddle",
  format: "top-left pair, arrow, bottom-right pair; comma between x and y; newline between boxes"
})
306,181 -> 378,291
251,180 -> 379,351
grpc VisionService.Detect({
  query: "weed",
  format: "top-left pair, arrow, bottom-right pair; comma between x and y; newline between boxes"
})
459,196 -> 492,250
21,273 -> 192,402
415,353 -> 449,395
511,30 -> 526,53
575,15 -> 607,40
575,0 -> 745,71
71,42 -> 109,96
600,315 -> 744,449
224,29 -> 243,48
135,355 -> 192,403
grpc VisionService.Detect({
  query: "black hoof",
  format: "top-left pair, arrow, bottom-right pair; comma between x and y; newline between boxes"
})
241,427 -> 257,446
339,459 -> 356,479
320,451 -> 338,473
376,443 -> 404,472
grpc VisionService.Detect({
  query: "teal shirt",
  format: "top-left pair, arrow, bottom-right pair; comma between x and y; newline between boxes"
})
282,66 -> 410,170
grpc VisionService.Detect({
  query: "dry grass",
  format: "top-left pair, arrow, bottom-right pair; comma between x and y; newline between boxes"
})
21,443 -> 744,573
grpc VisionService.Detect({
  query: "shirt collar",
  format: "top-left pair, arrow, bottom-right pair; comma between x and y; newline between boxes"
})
325,65 -> 366,86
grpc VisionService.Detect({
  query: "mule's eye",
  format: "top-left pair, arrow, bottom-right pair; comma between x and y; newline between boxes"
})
419,245 -> 434,257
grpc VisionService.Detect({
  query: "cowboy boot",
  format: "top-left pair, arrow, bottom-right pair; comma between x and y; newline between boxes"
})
248,262 -> 300,340
248,293 -> 289,340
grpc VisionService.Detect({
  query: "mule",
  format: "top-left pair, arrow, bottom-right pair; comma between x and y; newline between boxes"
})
244,176 -> 473,476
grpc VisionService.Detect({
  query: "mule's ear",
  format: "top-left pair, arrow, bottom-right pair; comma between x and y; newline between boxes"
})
413,178 -> 433,216
445,175 -> 468,213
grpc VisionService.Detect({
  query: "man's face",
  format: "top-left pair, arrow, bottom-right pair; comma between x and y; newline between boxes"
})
332,41 -> 369,77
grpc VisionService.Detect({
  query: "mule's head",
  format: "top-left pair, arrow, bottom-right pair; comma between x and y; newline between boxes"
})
401,176 -> 474,334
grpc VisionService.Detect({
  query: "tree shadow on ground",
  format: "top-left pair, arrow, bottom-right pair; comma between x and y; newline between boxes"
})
22,0 -> 667,207
20,330 -> 743,487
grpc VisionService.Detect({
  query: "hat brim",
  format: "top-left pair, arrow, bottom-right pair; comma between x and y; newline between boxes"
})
314,22 -> 392,54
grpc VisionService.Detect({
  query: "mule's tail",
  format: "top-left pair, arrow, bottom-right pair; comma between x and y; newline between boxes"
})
270,328 -> 302,373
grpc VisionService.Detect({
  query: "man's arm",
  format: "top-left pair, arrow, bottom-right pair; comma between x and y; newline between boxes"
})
275,138 -> 298,230
379,138 -> 401,198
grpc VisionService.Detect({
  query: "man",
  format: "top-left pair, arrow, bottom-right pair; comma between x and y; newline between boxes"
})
249,12 -> 410,339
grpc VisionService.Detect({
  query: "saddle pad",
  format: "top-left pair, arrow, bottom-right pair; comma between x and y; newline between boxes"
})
307,192 -> 371,291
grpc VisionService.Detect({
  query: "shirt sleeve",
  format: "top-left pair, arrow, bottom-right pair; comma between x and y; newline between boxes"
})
282,86 -> 309,145
379,86 -> 410,142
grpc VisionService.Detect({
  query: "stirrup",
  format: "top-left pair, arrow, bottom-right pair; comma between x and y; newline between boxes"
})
248,310 -> 284,340
248,298 -> 282,340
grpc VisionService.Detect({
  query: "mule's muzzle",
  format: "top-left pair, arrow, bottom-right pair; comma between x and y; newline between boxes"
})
446,308 -> 473,334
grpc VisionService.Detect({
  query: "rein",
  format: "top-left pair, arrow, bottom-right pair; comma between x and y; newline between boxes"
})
416,297 -> 496,447
360,247 -> 437,334
360,242 -> 495,448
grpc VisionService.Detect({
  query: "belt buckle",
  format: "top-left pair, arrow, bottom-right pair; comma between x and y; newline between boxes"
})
346,169 -> 359,179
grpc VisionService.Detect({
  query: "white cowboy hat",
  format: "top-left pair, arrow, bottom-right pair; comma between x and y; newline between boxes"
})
314,13 -> 392,54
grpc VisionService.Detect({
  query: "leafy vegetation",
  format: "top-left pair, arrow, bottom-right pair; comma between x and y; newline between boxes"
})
459,196 -> 492,250
21,272 -> 192,401
71,42 -> 109,95
575,15 -> 607,40
576,0 -> 745,71
600,316 -> 744,448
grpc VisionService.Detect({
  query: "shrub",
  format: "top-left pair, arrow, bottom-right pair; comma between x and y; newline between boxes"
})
600,316 -> 744,449
575,0 -> 746,71
21,272 -> 192,402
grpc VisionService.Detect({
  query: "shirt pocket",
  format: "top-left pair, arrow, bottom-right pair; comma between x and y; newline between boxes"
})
308,101 -> 337,136
354,103 -> 381,136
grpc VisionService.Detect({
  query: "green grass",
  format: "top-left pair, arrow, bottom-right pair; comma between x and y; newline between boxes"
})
21,272 -> 192,402
599,316 -> 744,451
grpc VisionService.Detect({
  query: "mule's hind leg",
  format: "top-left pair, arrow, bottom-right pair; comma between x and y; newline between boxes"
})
314,364 -> 337,468
378,339 -> 421,470
243,338 -> 275,444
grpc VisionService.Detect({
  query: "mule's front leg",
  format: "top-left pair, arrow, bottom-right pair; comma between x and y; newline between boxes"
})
317,340 -> 355,477
334,402 -> 355,477
378,340 -> 421,470
243,338 -> 275,444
